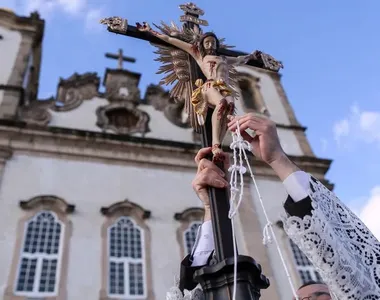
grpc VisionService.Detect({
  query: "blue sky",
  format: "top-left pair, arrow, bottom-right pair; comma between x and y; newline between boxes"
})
4,0 -> 380,236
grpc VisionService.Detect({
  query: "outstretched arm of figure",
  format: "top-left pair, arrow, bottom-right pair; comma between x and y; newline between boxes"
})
226,50 -> 261,65
136,22 -> 194,55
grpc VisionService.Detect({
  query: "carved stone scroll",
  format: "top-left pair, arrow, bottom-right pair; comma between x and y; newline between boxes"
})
96,102 -> 150,135
52,72 -> 100,112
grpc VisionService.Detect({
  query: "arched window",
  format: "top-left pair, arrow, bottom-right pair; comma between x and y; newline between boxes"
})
4,195 -> 74,299
183,221 -> 202,255
238,74 -> 269,115
15,211 -> 63,296
289,239 -> 323,284
174,207 -> 204,257
108,217 -> 145,297
100,200 -> 153,300
239,79 -> 258,111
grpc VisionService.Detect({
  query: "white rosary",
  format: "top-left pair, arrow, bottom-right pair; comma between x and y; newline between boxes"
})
227,120 -> 299,300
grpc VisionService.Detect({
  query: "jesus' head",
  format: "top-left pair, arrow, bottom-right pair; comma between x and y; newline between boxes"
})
199,32 -> 220,57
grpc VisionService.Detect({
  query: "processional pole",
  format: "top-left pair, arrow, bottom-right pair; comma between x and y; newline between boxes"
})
100,3 -> 283,299
178,6 -> 270,299
179,2 -> 237,263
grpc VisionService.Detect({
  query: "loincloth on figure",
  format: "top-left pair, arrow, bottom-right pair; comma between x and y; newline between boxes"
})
191,78 -> 234,125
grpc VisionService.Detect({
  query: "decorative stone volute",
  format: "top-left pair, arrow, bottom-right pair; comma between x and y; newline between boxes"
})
52,72 -> 100,111
96,101 -> 150,135
144,84 -> 190,129
144,84 -> 170,111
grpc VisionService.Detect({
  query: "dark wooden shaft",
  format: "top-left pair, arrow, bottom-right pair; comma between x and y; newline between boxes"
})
200,110 -> 235,261
182,18 -> 235,261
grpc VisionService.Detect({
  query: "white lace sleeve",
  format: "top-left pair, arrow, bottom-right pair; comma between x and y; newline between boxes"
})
283,176 -> 380,300
166,284 -> 204,300
166,276 -> 204,300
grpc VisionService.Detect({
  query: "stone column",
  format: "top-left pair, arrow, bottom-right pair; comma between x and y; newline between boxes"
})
0,147 -> 12,188
0,32 -> 34,119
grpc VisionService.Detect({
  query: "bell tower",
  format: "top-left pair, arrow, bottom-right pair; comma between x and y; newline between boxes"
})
0,9 -> 44,119
96,49 -> 150,135
235,65 -> 315,159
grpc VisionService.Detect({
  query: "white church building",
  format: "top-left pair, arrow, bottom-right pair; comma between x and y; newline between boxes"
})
0,8 -> 333,300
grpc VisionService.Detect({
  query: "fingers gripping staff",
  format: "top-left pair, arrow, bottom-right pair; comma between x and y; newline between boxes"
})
228,118 -> 299,300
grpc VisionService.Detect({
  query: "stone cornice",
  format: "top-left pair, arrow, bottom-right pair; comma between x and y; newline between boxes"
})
0,9 -> 44,41
19,195 -> 75,214
174,207 -> 205,221
100,200 -> 151,219
0,120 -> 333,186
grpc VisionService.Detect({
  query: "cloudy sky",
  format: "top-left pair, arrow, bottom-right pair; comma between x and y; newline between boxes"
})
4,0 -> 380,238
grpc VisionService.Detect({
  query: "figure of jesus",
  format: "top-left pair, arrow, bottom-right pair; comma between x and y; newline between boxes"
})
137,22 -> 258,160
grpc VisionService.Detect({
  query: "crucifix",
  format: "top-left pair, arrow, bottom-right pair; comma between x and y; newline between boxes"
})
105,48 -> 136,69
101,3 -> 282,299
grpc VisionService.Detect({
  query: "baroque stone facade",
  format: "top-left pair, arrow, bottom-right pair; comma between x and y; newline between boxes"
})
0,8 -> 334,300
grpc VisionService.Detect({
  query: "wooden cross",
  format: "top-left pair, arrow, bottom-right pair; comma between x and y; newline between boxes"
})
105,48 -> 136,69
100,4 -> 276,299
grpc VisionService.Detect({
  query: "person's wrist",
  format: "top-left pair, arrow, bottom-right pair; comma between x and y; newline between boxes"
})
204,205 -> 211,222
269,152 -> 299,181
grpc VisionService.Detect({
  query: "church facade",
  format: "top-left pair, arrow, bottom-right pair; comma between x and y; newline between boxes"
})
0,8 -> 333,300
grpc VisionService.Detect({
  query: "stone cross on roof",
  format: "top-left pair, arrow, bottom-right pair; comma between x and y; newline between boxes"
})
105,48 -> 136,69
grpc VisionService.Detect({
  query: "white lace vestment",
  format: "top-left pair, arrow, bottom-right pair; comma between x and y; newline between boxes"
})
167,174 -> 380,299
167,285 -> 204,300
283,177 -> 380,300
167,277 -> 204,300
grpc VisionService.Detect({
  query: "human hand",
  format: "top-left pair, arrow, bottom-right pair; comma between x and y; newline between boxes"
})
136,21 -> 151,32
227,113 -> 285,165
192,147 -> 229,214
227,113 -> 299,180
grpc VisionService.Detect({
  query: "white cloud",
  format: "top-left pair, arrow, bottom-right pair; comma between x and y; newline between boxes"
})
23,0 -> 86,16
84,8 -> 104,31
24,0 -> 55,16
58,0 -> 86,15
358,186 -> 380,240
333,119 -> 350,143
333,105 -> 380,148
359,111 -> 380,144
10,0 -> 105,32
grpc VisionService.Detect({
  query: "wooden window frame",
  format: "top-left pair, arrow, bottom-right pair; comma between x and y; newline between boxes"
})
174,207 -> 204,258
4,195 -> 75,300
238,73 -> 269,115
99,200 -> 154,300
